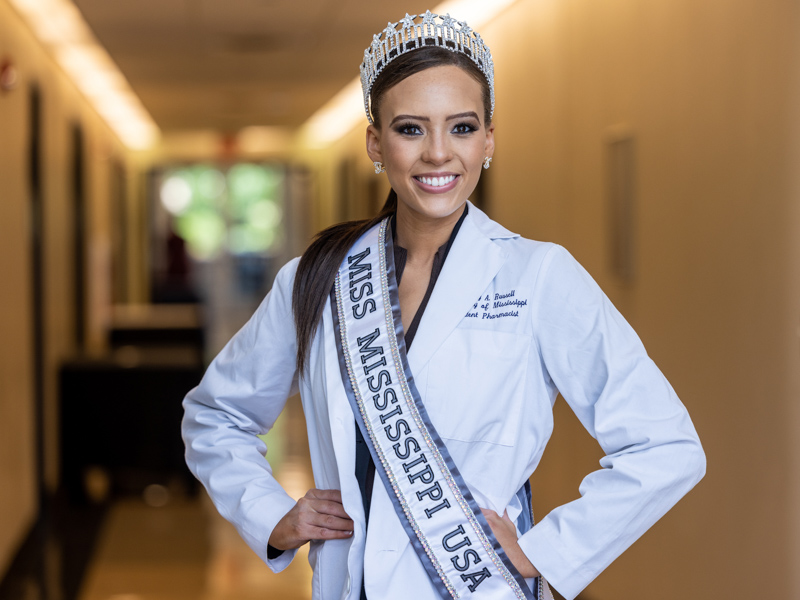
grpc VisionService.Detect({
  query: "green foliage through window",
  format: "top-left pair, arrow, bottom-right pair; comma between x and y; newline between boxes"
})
159,164 -> 283,260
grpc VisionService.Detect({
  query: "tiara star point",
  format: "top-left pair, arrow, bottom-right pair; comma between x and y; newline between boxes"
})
400,13 -> 417,28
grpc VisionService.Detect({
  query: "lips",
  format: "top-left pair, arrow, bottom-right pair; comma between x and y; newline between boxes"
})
413,174 -> 460,193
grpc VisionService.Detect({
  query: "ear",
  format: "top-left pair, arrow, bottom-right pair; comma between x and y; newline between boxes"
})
366,124 -> 383,163
484,121 -> 495,160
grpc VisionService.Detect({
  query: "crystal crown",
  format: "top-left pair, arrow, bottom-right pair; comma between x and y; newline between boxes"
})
359,11 -> 495,124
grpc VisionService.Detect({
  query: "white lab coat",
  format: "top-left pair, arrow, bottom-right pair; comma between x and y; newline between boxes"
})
182,202 -> 705,600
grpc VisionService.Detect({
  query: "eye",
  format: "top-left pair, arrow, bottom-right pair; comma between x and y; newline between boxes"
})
452,122 -> 478,135
394,122 -> 423,136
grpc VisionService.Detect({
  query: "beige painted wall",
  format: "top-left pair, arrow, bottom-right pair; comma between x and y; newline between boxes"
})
0,2 -> 37,575
0,0 -> 137,577
293,0 -> 800,598
291,125 -> 391,235
483,0 -> 799,597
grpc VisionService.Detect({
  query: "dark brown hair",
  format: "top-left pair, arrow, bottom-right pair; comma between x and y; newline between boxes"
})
291,45 -> 492,375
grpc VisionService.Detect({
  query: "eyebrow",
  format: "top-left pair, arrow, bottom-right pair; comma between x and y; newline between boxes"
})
389,111 -> 481,126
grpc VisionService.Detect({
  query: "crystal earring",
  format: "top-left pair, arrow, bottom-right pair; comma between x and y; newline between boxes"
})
483,157 -> 492,170
373,161 -> 385,174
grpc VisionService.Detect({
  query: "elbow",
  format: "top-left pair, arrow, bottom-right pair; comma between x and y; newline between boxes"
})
181,388 -> 210,467
674,436 -> 706,493
689,439 -> 707,486
654,436 -> 706,497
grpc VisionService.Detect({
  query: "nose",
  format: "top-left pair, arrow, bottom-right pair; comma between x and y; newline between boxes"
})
421,131 -> 452,165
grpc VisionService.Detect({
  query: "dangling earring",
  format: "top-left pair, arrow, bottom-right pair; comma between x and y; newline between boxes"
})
373,161 -> 385,174
483,157 -> 492,170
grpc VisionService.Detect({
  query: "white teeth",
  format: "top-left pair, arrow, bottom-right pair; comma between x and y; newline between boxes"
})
419,175 -> 456,187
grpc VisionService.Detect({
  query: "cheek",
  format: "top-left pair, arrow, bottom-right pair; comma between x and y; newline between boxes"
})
462,139 -> 487,168
382,142 -> 416,174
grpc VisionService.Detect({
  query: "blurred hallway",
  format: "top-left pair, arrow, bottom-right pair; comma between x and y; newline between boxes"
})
76,413 -> 315,600
2,0 -> 800,599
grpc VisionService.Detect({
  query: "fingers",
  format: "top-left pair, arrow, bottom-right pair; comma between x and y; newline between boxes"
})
269,488 -> 354,551
478,508 -> 540,578
301,489 -> 352,520
304,524 -> 355,541
480,507 -> 502,526
306,488 -> 343,502
298,489 -> 354,540
300,508 -> 354,532
301,496 -> 351,521
480,508 -> 516,538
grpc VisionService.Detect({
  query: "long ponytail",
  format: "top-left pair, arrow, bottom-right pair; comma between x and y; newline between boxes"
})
292,190 -> 397,375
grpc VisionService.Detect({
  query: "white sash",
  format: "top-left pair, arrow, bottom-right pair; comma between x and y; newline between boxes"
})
331,219 -> 547,599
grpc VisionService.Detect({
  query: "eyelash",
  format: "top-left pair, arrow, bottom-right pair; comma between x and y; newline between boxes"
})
452,122 -> 478,135
393,122 -> 479,136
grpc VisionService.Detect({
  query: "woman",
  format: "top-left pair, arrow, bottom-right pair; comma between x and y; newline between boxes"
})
182,11 -> 705,600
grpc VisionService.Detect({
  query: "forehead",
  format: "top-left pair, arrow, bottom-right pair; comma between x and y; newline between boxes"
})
379,65 -> 484,120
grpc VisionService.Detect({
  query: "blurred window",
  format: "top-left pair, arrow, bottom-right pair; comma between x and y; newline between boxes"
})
152,163 -> 285,304
159,163 -> 284,260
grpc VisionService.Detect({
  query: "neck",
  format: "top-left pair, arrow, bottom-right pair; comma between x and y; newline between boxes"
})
395,202 -> 466,262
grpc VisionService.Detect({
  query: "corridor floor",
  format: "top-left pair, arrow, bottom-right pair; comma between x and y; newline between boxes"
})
77,397 -> 314,600
77,490 -> 312,600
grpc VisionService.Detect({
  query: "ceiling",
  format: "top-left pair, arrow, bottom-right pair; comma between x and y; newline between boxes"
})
72,0 -> 437,132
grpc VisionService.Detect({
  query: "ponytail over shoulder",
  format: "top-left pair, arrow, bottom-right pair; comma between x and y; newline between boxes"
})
292,190 -> 397,375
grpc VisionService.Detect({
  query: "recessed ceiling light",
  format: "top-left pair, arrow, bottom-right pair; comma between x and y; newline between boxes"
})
8,0 -> 159,150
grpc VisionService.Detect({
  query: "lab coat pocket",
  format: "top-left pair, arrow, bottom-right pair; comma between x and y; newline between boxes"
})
424,328 -> 530,446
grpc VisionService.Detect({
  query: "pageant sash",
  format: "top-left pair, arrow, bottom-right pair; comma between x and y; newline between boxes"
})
331,218 -> 537,599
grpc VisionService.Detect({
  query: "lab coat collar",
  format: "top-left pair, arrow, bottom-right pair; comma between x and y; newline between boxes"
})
465,200 -> 519,240
406,201 -> 516,375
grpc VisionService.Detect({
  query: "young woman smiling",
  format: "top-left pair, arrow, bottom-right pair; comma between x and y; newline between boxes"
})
183,11 -> 705,600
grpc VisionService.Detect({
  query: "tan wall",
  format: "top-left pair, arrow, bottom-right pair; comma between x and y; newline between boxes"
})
0,0 -> 138,577
293,0 -> 800,597
484,0 -> 799,597
0,2 -> 37,574
292,127 -> 389,234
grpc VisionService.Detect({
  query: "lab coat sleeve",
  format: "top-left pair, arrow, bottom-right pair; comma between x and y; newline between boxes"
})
517,245 -> 706,600
182,257 -> 302,572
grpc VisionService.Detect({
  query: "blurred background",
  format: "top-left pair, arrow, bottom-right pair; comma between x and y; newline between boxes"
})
1,0 -> 799,599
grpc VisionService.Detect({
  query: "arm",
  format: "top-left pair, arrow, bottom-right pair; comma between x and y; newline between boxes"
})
182,259 -> 350,570
517,246 -> 706,600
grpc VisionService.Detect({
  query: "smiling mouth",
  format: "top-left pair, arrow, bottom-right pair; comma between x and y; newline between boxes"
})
413,174 -> 459,188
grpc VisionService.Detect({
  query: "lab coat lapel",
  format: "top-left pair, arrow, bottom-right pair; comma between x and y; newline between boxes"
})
406,206 -> 508,376
321,300 -> 362,515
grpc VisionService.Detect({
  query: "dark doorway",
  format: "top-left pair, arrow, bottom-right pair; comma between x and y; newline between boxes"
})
71,124 -> 86,350
29,84 -> 45,503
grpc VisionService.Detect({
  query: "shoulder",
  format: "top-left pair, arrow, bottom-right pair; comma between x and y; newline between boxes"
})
466,204 -> 604,306
273,256 -> 301,290
247,256 -> 301,321
466,201 -> 566,272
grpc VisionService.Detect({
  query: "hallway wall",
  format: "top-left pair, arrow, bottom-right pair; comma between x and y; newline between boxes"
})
484,0 -> 800,597
0,0 -> 139,579
293,0 -> 800,598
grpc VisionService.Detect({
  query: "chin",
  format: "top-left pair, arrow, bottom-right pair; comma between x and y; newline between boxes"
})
400,194 -> 468,222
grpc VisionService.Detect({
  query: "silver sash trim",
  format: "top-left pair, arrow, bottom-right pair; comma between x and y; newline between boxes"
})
331,218 -> 538,599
